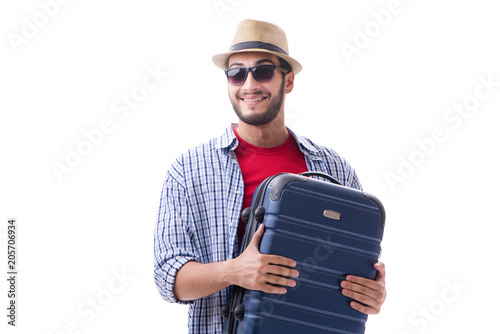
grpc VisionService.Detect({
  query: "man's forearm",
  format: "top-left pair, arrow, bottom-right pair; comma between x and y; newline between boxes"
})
173,225 -> 298,301
173,260 -> 232,301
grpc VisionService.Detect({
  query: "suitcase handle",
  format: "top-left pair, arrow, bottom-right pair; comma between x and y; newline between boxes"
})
300,172 -> 341,185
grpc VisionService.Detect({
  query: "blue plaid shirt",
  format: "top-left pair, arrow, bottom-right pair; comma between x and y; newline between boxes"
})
154,124 -> 362,333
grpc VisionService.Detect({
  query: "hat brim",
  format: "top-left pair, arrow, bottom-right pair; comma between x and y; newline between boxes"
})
212,49 -> 302,75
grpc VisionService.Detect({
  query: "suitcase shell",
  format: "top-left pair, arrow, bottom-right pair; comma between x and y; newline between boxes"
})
223,172 -> 385,334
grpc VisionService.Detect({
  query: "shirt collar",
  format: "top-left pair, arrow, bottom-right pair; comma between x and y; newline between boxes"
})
214,123 -> 320,157
214,124 -> 239,151
287,127 -> 320,157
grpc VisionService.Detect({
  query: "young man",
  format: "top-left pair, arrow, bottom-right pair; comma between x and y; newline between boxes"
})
154,19 -> 386,333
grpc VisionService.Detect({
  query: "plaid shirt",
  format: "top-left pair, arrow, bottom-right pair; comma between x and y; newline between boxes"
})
154,124 -> 362,333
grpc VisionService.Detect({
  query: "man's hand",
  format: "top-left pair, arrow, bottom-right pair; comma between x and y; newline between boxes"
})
340,262 -> 386,314
173,224 -> 298,301
229,224 -> 299,294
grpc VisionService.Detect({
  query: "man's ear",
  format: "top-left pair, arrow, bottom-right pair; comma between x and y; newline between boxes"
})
284,72 -> 295,94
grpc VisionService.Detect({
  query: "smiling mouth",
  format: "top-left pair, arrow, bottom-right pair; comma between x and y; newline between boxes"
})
240,96 -> 268,103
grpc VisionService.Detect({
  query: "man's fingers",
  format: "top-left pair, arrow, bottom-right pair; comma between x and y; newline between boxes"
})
266,274 -> 297,289
266,254 -> 297,271
259,283 -> 288,295
244,263 -> 297,294
265,262 -> 299,280
374,262 -> 386,281
341,286 -> 382,314
249,226 -> 298,272
253,254 -> 298,280
348,301 -> 379,315
342,280 -> 380,299
257,273 -> 297,294
345,274 -> 385,292
238,224 -> 299,294
341,267 -> 387,315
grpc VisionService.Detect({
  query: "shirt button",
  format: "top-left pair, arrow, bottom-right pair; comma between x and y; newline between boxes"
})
236,190 -> 241,195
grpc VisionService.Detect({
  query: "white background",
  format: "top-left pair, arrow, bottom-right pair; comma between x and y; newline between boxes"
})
1,0 -> 499,333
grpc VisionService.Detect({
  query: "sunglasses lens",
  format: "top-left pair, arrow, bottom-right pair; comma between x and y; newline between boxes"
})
252,65 -> 275,82
226,65 -> 277,85
226,68 -> 247,85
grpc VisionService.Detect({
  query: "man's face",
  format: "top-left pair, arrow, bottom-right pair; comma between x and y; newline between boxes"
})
227,52 -> 291,126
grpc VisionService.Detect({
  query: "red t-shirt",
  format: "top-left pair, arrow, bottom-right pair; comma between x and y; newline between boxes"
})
233,128 -> 308,247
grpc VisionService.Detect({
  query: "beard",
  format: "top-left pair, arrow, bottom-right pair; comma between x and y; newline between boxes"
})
230,79 -> 285,126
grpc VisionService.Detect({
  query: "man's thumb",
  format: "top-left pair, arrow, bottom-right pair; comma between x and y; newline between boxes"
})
250,224 -> 265,247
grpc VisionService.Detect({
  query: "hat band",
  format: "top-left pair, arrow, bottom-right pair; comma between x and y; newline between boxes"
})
229,41 -> 288,56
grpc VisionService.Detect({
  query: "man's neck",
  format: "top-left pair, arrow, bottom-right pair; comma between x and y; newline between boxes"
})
235,121 -> 289,148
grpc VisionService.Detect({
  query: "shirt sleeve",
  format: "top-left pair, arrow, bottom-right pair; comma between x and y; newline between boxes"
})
154,161 -> 197,305
345,161 -> 363,191
310,146 -> 364,192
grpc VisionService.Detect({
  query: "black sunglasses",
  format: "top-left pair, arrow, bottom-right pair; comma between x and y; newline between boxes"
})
225,64 -> 288,85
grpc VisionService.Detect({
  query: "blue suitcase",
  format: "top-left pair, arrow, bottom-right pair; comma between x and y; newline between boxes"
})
222,172 -> 385,334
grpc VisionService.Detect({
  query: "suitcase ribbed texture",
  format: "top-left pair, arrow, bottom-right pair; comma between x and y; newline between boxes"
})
223,173 -> 385,334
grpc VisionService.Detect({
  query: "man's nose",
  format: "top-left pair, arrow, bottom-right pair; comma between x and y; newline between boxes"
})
241,71 -> 261,91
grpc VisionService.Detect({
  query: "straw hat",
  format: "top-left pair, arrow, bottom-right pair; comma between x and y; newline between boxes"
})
212,19 -> 302,74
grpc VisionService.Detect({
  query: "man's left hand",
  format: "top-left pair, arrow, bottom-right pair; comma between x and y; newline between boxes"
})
340,262 -> 386,315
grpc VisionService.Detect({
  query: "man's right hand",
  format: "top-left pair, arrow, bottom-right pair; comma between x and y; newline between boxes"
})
173,224 -> 299,301
228,224 -> 299,294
